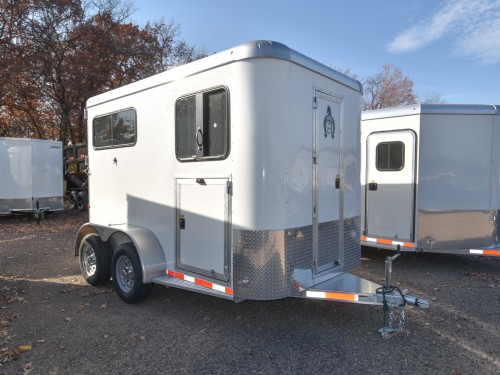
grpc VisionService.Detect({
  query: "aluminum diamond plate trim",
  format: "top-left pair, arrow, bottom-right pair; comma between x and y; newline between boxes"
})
343,216 -> 361,270
318,221 -> 340,269
233,215 -> 361,301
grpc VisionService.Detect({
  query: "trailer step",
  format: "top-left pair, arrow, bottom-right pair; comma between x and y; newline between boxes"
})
301,272 -> 382,305
300,271 -> 428,308
151,274 -> 234,301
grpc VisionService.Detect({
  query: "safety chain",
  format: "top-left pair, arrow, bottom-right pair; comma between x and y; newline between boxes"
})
389,305 -> 406,332
377,285 -> 407,335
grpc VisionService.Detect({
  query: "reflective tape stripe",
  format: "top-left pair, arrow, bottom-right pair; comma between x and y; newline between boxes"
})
470,249 -> 500,256
195,278 -> 212,289
377,238 -> 393,245
166,270 -> 233,295
184,275 -> 195,283
361,236 -> 414,248
306,290 -> 359,302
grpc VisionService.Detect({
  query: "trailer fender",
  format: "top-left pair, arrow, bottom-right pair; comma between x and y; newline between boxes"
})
75,223 -> 166,283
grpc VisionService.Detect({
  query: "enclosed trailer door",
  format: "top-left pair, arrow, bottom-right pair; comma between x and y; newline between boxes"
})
365,130 -> 416,241
31,141 -> 63,204
313,91 -> 342,274
176,178 -> 230,282
0,140 -> 32,212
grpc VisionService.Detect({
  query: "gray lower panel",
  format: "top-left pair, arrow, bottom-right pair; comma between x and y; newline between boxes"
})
0,196 -> 63,214
0,198 -> 31,214
233,216 -> 361,302
417,210 -> 498,250
34,196 -> 64,211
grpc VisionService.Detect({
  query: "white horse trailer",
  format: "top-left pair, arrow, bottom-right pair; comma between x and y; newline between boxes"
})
75,41 -> 427,327
0,137 -> 63,215
361,104 -> 500,257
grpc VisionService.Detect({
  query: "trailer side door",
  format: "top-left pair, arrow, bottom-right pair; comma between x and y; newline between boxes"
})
365,130 -> 416,242
176,178 -> 231,282
313,91 -> 342,274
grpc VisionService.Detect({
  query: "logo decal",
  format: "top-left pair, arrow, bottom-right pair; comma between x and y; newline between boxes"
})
323,105 -> 335,139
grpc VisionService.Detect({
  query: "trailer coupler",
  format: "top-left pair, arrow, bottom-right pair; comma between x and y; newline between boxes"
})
377,246 -> 429,335
34,201 -> 46,224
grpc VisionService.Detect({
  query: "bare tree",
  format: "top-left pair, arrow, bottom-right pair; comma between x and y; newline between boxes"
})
146,18 -> 206,71
363,64 -> 417,110
330,65 -> 361,81
419,91 -> 446,104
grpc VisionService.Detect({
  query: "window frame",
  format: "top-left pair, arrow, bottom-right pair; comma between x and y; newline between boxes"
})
92,108 -> 137,150
175,86 -> 230,162
376,141 -> 405,171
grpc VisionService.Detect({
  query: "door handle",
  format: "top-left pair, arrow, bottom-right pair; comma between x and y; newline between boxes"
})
196,128 -> 203,150
368,182 -> 378,191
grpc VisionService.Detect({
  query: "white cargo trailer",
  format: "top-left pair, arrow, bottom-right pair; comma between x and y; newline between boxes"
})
0,137 -> 63,215
361,104 -> 500,257
75,41 -> 427,328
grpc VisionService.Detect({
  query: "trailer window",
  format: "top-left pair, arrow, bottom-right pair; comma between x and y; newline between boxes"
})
176,88 -> 229,161
93,109 -> 137,149
376,142 -> 404,171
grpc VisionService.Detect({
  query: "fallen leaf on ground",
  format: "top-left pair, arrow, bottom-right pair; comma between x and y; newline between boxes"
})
17,344 -> 32,353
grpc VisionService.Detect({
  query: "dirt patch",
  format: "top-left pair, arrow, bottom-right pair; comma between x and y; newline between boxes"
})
1,210 -> 499,374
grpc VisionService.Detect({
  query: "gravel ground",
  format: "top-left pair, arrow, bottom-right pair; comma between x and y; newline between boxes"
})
0,210 -> 499,375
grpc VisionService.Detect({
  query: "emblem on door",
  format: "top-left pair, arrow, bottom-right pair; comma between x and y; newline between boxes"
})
323,105 -> 335,139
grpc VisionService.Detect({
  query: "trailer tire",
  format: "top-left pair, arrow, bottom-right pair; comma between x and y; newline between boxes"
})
79,234 -> 112,286
69,191 -> 78,210
112,243 -> 153,304
76,191 -> 88,212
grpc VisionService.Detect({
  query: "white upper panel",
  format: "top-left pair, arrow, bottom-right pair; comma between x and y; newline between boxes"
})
362,104 -> 498,121
86,40 -> 362,109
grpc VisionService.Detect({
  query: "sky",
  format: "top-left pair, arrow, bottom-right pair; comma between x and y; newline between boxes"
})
132,0 -> 500,105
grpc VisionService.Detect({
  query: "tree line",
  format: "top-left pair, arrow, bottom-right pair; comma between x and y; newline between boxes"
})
0,0 -> 443,144
0,0 -> 203,144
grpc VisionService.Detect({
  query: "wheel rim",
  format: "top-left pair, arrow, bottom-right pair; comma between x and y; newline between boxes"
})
69,193 -> 77,207
76,196 -> 84,210
116,255 -> 135,293
81,243 -> 97,277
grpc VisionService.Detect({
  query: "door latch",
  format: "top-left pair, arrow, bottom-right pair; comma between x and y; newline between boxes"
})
179,216 -> 186,229
369,182 -> 378,191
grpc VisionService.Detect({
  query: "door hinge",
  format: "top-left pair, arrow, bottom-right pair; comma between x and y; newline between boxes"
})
313,97 -> 318,109
226,181 -> 233,195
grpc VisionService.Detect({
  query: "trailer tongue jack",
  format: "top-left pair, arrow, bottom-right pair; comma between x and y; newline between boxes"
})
377,245 -> 429,335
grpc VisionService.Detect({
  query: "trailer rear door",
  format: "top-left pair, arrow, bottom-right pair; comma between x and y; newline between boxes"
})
365,130 -> 416,242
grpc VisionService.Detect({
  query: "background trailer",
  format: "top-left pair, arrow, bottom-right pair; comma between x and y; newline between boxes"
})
361,104 -> 500,257
0,137 -> 63,215
75,41 -> 427,330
